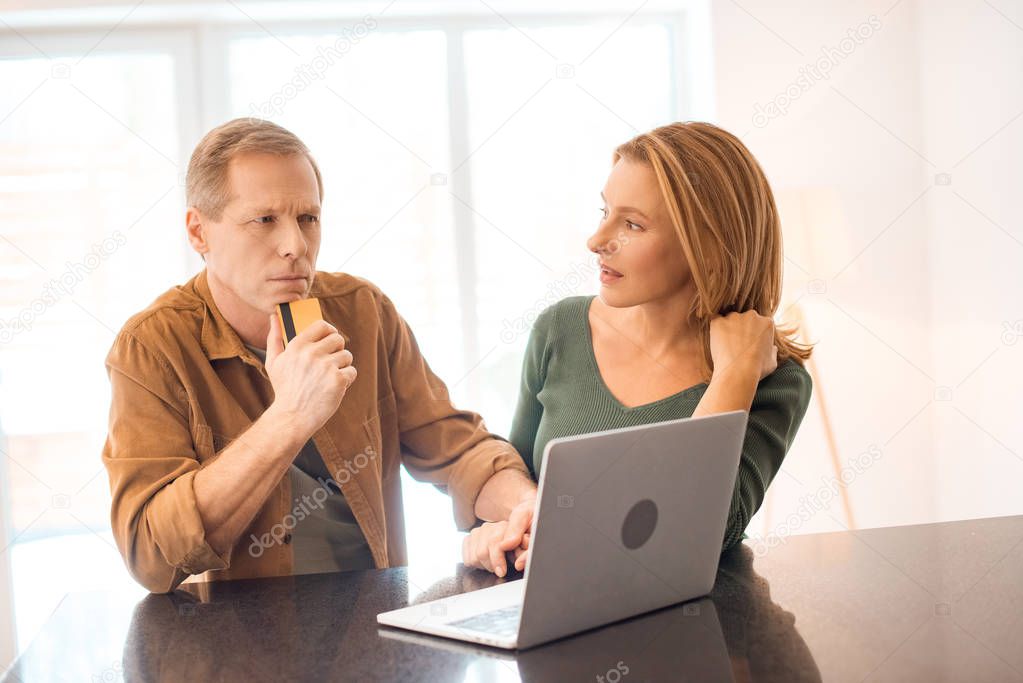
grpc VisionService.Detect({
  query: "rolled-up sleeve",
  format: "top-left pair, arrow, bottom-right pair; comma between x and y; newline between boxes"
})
102,332 -> 228,593
379,295 -> 529,530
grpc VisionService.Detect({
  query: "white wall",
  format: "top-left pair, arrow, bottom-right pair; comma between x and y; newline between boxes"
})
917,1 -> 1023,522
0,451 -> 15,675
713,0 -> 1022,539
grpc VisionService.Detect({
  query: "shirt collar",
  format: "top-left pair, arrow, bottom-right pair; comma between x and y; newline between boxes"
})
193,268 -> 251,362
192,268 -> 332,364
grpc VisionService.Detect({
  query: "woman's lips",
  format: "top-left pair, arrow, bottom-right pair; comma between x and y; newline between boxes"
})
599,264 -> 623,284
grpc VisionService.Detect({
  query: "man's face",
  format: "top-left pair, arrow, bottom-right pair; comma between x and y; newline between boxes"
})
194,152 -> 321,316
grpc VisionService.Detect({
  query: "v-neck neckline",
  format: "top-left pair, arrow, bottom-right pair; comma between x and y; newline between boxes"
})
581,296 -> 707,412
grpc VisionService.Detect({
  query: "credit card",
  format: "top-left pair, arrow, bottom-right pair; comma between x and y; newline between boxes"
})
276,298 -> 324,347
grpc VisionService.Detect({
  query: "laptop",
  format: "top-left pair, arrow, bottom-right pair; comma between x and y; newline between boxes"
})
376,410 -> 748,650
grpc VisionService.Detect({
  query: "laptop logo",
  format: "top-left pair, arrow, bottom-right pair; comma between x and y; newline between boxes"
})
621,499 -> 658,549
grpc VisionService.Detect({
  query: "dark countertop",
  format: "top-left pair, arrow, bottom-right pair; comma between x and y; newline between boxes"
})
4,514 -> 1022,682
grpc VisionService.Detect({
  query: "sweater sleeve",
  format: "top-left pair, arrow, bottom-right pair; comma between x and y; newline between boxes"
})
722,358 -> 813,552
508,305 -> 557,477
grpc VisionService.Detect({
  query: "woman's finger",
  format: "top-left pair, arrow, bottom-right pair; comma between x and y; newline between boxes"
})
513,547 -> 531,571
500,504 -> 533,550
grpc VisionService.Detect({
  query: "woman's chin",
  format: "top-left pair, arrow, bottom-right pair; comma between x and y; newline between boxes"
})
597,288 -> 635,308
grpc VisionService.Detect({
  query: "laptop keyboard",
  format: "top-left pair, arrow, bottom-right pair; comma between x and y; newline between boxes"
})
446,604 -> 522,637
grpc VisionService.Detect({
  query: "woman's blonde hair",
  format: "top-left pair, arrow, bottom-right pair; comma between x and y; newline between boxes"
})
613,121 -> 812,378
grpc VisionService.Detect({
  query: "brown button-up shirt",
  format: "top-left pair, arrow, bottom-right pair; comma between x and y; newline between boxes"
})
102,269 -> 527,593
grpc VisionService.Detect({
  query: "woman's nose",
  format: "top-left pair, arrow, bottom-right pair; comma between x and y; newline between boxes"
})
586,226 -> 608,254
587,223 -> 614,255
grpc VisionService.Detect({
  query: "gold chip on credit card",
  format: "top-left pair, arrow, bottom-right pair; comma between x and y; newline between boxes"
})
276,298 -> 323,347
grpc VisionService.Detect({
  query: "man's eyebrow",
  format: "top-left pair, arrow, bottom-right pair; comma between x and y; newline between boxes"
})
599,191 -> 650,220
240,205 -> 320,215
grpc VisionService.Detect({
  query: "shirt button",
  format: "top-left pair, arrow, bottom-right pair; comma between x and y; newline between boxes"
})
283,533 -> 293,545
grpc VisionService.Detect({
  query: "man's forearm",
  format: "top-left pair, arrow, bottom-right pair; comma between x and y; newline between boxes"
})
193,406 -> 309,556
474,468 -> 537,523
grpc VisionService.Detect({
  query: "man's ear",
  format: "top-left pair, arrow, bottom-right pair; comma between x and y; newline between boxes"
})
186,207 -> 210,262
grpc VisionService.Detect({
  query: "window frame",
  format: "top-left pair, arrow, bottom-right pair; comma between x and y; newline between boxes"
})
0,3 -> 711,662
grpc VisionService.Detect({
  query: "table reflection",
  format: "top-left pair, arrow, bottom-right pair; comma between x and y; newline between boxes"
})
114,545 -> 819,682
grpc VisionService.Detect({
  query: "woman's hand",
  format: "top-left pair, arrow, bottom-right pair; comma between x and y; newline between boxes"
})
708,310 -> 778,382
462,521 -> 530,578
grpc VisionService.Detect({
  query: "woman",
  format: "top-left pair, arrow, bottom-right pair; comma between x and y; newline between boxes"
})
463,121 -> 813,576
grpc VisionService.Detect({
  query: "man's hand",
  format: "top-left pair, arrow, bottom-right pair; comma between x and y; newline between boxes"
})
462,521 -> 530,578
462,495 -> 536,576
264,314 -> 356,435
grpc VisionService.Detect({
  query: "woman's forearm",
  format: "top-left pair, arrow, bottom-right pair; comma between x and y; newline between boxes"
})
692,359 -> 761,418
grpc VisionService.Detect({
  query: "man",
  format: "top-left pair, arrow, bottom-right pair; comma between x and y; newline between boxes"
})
102,118 -> 534,593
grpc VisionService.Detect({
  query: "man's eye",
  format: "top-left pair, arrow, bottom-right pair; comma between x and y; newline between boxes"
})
253,216 -> 275,225
299,215 -> 320,224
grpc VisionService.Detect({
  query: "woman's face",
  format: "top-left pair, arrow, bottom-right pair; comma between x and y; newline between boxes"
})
587,157 -> 692,308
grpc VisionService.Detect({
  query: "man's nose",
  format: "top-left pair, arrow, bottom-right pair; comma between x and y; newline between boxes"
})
278,219 -> 308,260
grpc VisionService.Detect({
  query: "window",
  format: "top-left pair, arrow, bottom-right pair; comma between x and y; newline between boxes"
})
0,33 -> 191,652
0,3 -> 704,656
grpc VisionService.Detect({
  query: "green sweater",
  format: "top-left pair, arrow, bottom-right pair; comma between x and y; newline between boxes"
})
508,296 -> 813,551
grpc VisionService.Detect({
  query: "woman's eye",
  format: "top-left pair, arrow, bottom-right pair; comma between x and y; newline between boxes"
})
599,207 -> 609,220
625,220 -> 644,231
